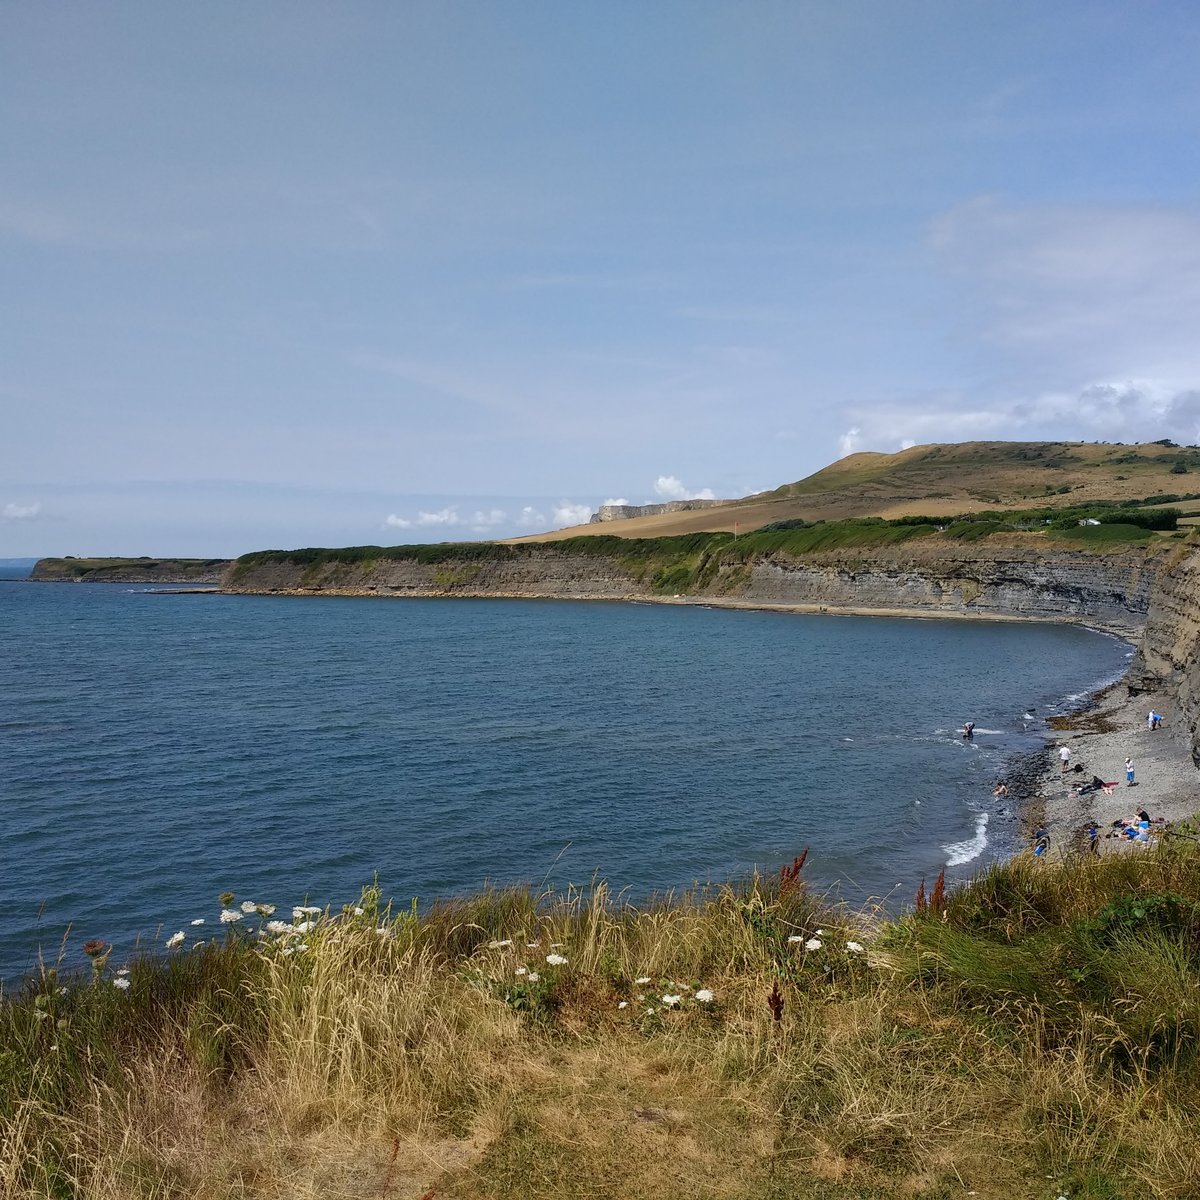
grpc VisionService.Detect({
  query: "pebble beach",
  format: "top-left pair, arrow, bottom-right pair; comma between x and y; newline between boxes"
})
1034,681 -> 1199,854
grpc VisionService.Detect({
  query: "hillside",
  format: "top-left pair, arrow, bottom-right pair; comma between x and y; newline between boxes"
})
512,439 -> 1200,541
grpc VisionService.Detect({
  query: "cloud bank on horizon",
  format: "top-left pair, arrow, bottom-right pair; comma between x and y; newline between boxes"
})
3,3 -> 1200,556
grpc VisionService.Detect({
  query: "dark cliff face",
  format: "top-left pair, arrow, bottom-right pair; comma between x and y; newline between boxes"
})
223,543 -> 1157,632
1127,545 -> 1200,764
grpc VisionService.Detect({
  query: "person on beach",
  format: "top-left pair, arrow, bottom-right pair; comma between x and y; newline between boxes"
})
992,782 -> 1008,796
1086,821 -> 1101,857
1147,711 -> 1156,731
1033,827 -> 1050,857
1125,757 -> 1135,786
1059,745 -> 1071,772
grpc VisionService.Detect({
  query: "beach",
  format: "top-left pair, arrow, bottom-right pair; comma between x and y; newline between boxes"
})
1033,680 -> 1199,853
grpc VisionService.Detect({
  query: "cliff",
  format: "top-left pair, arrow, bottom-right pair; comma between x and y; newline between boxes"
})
1127,542 -> 1200,764
589,498 -> 729,523
31,557 -> 231,584
224,537 -> 1159,636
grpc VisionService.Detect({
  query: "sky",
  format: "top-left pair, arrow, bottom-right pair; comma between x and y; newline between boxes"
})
3,1 -> 1200,556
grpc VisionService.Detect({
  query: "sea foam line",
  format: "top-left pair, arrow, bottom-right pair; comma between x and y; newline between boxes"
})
943,812 -> 989,867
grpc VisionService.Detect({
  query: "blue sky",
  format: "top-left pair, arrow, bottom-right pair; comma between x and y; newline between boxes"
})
4,2 -> 1200,555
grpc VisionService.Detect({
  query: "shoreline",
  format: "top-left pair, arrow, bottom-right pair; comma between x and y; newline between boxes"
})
218,585 -> 1146,641
1023,678 -> 1199,856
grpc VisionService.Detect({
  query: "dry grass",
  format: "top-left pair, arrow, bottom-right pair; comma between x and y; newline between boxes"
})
4,849 -> 1200,1199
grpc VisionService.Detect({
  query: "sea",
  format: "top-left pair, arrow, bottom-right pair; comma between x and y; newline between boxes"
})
0,579 -> 1132,982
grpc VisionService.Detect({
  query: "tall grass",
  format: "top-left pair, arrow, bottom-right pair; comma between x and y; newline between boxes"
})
4,840 -> 1200,1198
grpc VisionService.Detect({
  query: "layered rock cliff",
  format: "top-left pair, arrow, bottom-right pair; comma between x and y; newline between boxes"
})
31,558 -> 231,583
223,541 -> 1157,634
1127,543 -> 1200,764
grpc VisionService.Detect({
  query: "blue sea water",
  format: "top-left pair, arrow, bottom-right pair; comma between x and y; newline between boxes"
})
0,582 -> 1131,980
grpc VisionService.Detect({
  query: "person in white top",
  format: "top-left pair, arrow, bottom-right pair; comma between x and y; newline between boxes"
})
1059,745 -> 1071,771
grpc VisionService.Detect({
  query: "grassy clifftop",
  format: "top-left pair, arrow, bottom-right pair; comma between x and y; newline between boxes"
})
5,837 -> 1200,1198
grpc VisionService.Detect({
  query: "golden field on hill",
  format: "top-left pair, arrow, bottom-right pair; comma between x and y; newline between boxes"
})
513,440 -> 1200,542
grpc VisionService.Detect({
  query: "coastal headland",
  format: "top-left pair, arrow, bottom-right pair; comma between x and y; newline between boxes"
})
30,556 -> 231,584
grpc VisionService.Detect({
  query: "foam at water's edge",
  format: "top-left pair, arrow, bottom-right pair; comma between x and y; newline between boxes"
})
943,812 -> 989,866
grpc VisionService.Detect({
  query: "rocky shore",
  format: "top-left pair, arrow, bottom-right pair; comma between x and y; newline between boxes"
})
1026,681 -> 1198,855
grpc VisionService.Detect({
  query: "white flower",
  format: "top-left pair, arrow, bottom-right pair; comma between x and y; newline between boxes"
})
695,989 -> 715,1003
265,920 -> 291,935
804,938 -> 823,951
815,929 -> 824,935
644,1007 -> 656,1016
295,943 -> 308,953
635,976 -> 651,984
545,953 -> 568,966
257,904 -> 276,916
375,926 -> 391,937
240,900 -> 258,913
281,947 -> 294,956
112,977 -> 131,990
786,935 -> 804,944
293,920 -> 316,934
488,939 -> 513,949
618,1000 -> 629,1009
353,907 -> 364,916
662,994 -> 681,1007
116,967 -> 130,976
526,972 -> 540,982
292,905 -> 321,919
515,966 -> 528,976
219,909 -> 243,924
636,994 -> 645,1001
165,931 -> 185,949
57,987 -> 68,996
526,942 -> 539,948
846,941 -> 865,954
190,918 -> 205,926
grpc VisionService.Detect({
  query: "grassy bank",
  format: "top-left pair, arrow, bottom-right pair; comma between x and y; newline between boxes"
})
5,834 -> 1200,1199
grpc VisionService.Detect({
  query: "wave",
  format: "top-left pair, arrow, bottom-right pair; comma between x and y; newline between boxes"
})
943,812 -> 989,867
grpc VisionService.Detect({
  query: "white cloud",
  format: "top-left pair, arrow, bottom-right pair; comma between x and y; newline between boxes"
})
517,505 -> 547,528
601,497 -> 629,507
384,507 -> 468,530
837,428 -> 861,456
900,439 -> 917,450
551,501 -> 594,527
468,508 -> 507,532
653,475 -> 715,501
384,513 -> 412,529
2,501 -> 41,520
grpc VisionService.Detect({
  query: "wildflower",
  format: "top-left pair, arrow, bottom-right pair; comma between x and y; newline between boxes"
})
295,944 -> 308,953
786,935 -> 804,944
804,938 -> 823,951
82,940 -> 109,959
265,920 -> 291,935
219,892 -> 235,907
257,903 -> 276,916
488,939 -> 513,949
695,989 -> 715,1003
293,920 -> 316,934
34,1010 -> 49,1021
292,905 -> 321,919
635,975 -> 651,984
165,931 -> 185,949
515,966 -> 528,976
526,942 -> 539,948
115,967 -> 130,976
545,953 -> 568,966
190,918 -> 205,926
645,1007 -> 656,1016
240,900 -> 258,913
618,1001 -> 629,1009
375,926 -> 391,937
281,947 -> 294,956
219,909 -> 243,924
112,977 -> 131,991
815,929 -> 825,936
57,987 -> 67,996
353,906 -> 364,916
526,972 -> 540,982
662,994 -> 681,1007
846,941 -> 865,954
